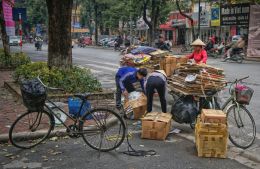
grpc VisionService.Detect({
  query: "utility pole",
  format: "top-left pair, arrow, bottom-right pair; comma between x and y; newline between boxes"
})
198,0 -> 201,38
18,13 -> 22,51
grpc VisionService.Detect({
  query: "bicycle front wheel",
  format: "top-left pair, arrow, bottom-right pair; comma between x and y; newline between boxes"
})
80,108 -> 126,152
9,110 -> 53,149
226,104 -> 256,149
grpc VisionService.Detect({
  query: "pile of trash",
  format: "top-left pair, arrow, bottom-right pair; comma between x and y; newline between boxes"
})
168,63 -> 226,96
120,46 -> 169,71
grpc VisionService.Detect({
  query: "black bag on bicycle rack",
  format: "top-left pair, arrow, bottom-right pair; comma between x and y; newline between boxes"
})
171,95 -> 199,124
20,78 -> 47,112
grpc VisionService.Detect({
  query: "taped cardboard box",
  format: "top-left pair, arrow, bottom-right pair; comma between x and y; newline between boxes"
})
195,116 -> 228,158
201,109 -> 226,124
141,112 -> 172,140
124,93 -> 147,119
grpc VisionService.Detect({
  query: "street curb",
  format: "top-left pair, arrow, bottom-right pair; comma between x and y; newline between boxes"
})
76,45 -> 114,51
0,115 -> 119,143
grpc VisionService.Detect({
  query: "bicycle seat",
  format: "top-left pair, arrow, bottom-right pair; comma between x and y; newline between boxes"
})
74,93 -> 91,100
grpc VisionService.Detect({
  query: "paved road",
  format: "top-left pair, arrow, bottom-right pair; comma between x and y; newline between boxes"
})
12,44 -> 260,137
0,132 -> 251,169
6,44 -> 260,168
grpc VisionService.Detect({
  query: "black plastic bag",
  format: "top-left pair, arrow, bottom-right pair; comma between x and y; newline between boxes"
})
171,95 -> 198,124
20,78 -> 47,111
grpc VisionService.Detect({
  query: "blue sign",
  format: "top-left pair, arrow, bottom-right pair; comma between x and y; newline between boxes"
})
211,8 -> 220,20
12,8 -> 27,21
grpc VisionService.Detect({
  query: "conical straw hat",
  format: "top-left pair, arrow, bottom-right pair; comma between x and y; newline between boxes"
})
191,38 -> 206,46
155,70 -> 167,77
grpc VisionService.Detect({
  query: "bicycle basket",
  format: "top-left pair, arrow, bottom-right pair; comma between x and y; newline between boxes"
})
235,84 -> 254,105
20,78 -> 47,111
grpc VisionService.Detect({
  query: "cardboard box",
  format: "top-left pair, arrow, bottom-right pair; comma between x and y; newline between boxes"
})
160,56 -> 188,77
201,109 -> 226,124
141,112 -> 172,140
195,116 -> 228,158
124,93 -> 147,119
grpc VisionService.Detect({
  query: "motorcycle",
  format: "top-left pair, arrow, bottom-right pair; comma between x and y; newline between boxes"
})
223,48 -> 245,63
35,40 -> 43,51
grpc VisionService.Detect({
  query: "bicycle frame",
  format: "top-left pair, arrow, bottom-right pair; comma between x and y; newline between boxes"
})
43,98 -> 88,132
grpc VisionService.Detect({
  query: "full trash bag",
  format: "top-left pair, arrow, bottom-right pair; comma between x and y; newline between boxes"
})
20,78 -> 47,111
171,95 -> 198,124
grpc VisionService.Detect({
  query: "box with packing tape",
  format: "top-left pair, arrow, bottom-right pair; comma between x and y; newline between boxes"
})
141,112 -> 172,140
195,116 -> 228,158
124,92 -> 147,120
201,109 -> 226,124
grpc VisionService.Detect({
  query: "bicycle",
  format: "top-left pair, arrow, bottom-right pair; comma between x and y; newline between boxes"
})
221,76 -> 256,149
9,77 -> 126,151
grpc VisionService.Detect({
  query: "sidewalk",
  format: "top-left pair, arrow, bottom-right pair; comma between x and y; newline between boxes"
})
0,71 -> 26,135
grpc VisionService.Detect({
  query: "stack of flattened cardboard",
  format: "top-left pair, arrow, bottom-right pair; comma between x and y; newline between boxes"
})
168,63 -> 226,96
195,110 -> 228,158
120,47 -> 169,72
141,112 -> 172,140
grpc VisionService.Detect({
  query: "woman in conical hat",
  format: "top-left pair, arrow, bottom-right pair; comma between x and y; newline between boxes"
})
186,38 -> 208,64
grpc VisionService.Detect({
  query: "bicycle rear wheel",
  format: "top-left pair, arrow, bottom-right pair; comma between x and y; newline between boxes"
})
80,108 -> 126,152
226,104 -> 256,149
9,110 -> 53,149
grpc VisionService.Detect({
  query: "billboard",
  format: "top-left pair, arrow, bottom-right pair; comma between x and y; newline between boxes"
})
220,3 -> 250,26
247,5 -> 260,58
211,7 -> 220,26
2,0 -> 15,36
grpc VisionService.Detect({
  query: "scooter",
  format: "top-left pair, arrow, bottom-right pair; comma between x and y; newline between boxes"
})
223,48 -> 245,63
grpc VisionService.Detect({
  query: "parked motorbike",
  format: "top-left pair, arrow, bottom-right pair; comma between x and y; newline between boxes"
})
223,48 -> 245,63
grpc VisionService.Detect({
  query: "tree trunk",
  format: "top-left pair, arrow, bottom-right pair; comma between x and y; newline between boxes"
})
0,1 -> 11,60
176,0 -> 196,41
46,0 -> 73,69
143,0 -> 153,45
94,0 -> 98,45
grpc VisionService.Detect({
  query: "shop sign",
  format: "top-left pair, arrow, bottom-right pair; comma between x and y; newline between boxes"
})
247,5 -> 260,58
220,3 -> 250,25
211,7 -> 220,26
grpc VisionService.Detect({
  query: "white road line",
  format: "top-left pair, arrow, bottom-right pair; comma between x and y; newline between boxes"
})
73,57 -> 119,67
85,64 -> 117,72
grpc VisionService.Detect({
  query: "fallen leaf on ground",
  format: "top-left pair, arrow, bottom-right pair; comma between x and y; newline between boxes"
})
4,153 -> 13,157
50,137 -> 58,141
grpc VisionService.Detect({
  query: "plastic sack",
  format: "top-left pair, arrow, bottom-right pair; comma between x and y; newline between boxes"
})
235,84 -> 254,105
20,78 -> 47,111
68,97 -> 92,119
171,95 -> 198,123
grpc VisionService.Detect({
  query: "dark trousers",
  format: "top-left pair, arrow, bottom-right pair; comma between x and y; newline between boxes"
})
115,77 -> 135,107
146,76 -> 167,113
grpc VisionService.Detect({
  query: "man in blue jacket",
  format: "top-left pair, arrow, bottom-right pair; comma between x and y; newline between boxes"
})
115,67 -> 147,109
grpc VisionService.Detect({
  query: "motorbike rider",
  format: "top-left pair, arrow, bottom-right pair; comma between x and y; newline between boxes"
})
157,36 -> 171,51
224,35 -> 246,59
114,35 -> 123,50
204,37 -> 215,52
35,36 -> 43,50
186,38 -> 208,64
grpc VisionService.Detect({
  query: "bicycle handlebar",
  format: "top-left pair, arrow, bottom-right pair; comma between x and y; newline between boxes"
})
226,76 -> 249,85
37,76 -> 64,91
227,76 -> 249,94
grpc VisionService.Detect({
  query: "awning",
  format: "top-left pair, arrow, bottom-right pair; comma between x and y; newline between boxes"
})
159,21 -> 173,30
172,19 -> 186,27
